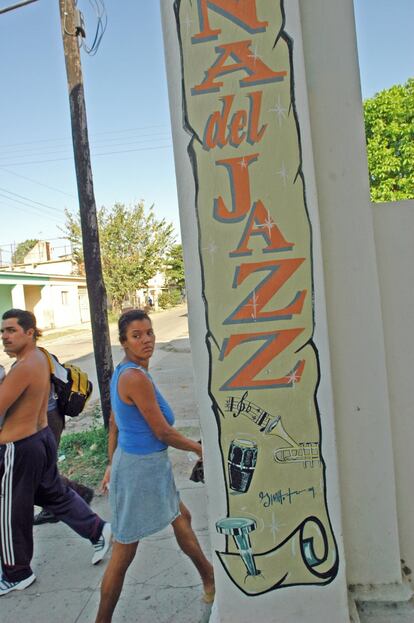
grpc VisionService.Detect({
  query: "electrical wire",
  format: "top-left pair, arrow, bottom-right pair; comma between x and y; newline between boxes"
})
81,0 -> 107,56
0,187 -> 66,215
0,167 -> 76,198
0,124 -> 169,151
1,142 -> 173,167
0,199 -> 65,223
0,132 -> 172,159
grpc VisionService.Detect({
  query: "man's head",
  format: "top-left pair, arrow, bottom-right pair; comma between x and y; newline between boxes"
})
1,309 -> 42,358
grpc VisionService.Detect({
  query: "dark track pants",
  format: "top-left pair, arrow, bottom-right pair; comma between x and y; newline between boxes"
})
47,408 -> 93,500
0,427 -> 104,582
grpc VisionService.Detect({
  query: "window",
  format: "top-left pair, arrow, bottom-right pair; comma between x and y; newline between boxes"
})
61,291 -> 69,305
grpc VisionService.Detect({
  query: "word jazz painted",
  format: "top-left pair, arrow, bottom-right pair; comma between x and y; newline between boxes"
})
176,0 -> 338,594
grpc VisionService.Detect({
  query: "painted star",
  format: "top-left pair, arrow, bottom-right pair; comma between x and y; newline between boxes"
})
248,44 -> 263,66
182,14 -> 193,36
266,512 -> 286,543
287,369 -> 300,385
277,162 -> 289,186
269,96 -> 288,127
248,289 -> 259,319
258,211 -> 274,237
203,239 -> 218,261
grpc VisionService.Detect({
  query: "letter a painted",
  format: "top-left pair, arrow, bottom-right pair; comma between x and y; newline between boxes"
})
192,40 -> 287,95
192,0 -> 268,43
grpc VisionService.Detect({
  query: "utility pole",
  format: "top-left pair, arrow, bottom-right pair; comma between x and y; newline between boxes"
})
58,0 -> 113,427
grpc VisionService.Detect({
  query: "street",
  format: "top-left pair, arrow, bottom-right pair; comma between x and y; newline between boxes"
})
0,305 -> 191,404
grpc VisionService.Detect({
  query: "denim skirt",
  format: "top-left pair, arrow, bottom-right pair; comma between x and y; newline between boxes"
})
109,446 -> 180,544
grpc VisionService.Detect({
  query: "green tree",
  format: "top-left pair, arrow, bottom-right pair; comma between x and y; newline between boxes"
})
12,239 -> 39,265
364,78 -> 414,202
63,202 -> 176,311
165,243 -> 186,289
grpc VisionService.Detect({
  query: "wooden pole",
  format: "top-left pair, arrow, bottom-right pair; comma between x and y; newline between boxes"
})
58,0 -> 113,427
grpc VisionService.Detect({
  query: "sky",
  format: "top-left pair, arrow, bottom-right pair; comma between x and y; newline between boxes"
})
0,0 -> 412,262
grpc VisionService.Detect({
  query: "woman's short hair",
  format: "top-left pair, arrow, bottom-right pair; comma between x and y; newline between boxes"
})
118,309 -> 151,343
2,308 -> 42,341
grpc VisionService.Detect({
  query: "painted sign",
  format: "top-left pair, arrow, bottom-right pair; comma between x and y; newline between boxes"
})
175,0 -> 339,594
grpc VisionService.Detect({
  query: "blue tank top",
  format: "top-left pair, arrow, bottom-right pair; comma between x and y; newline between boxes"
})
110,361 -> 175,455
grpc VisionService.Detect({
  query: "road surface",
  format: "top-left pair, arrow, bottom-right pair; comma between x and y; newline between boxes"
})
0,305 -> 190,403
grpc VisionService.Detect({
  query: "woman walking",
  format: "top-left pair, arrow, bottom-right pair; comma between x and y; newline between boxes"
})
95,309 -> 214,623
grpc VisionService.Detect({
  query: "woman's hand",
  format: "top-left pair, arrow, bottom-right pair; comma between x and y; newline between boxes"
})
101,464 -> 111,494
192,441 -> 202,459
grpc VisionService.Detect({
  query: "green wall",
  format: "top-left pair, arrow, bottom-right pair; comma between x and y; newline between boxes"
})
0,284 -> 13,318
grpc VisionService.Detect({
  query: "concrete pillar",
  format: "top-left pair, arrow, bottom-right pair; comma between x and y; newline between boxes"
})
299,0 -> 407,598
161,1 -> 349,620
372,200 -> 414,577
11,283 -> 25,309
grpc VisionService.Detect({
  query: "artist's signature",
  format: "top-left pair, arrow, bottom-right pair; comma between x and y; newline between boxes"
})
259,486 -> 315,508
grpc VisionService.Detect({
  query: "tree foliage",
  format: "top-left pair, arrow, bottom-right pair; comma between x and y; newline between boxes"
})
12,239 -> 39,265
63,202 -> 176,311
165,243 -> 186,289
364,78 -> 414,202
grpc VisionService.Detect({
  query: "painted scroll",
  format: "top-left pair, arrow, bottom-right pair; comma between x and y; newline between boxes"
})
175,0 -> 339,594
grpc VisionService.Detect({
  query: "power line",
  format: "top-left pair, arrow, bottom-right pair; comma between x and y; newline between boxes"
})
0,199 -> 64,223
0,124 -> 169,150
81,0 -> 107,56
0,167 -> 76,198
0,186 -> 65,214
0,132 -> 172,159
1,142 -> 173,167
0,0 -> 39,15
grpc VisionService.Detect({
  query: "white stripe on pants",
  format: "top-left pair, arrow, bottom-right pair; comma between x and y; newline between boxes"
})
0,443 -> 15,566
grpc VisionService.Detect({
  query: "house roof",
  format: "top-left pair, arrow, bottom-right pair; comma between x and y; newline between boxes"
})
0,270 -> 87,286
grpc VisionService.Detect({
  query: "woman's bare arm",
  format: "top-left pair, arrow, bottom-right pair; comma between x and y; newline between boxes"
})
120,369 -> 202,458
101,410 -> 119,493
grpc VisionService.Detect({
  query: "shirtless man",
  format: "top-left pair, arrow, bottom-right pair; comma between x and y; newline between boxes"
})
0,309 -> 111,596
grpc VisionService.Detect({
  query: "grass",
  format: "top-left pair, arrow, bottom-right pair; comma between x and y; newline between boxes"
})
58,412 -> 200,489
59,424 -> 108,489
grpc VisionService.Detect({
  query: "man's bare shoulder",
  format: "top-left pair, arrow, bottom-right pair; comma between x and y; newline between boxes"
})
9,348 -> 49,378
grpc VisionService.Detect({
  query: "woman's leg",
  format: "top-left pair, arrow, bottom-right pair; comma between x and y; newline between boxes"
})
172,501 -> 215,597
95,540 -> 139,623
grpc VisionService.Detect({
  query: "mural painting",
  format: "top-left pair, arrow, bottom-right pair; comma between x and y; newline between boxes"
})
174,0 -> 339,594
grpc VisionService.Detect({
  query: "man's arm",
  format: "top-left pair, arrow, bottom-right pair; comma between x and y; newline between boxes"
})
0,362 -> 30,428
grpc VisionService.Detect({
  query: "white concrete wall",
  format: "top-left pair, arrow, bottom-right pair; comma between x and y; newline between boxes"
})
47,282 -> 82,328
40,284 -> 55,329
24,285 -> 43,326
28,259 -> 74,275
299,0 -> 403,588
11,284 -> 25,309
372,200 -> 414,573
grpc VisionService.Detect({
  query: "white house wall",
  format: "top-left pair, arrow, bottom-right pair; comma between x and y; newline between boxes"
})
0,273 -> 90,330
372,200 -> 414,574
48,282 -> 83,328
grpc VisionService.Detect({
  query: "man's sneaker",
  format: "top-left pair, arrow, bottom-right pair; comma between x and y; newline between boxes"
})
91,522 -> 112,565
33,509 -> 59,525
0,574 -> 36,596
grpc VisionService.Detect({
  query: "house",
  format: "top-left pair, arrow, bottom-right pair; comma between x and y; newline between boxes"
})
0,270 -> 90,329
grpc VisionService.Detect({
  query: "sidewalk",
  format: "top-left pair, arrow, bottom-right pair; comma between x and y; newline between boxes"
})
0,340 -> 213,623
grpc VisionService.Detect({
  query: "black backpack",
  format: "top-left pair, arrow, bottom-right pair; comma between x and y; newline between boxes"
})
40,347 -> 93,417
